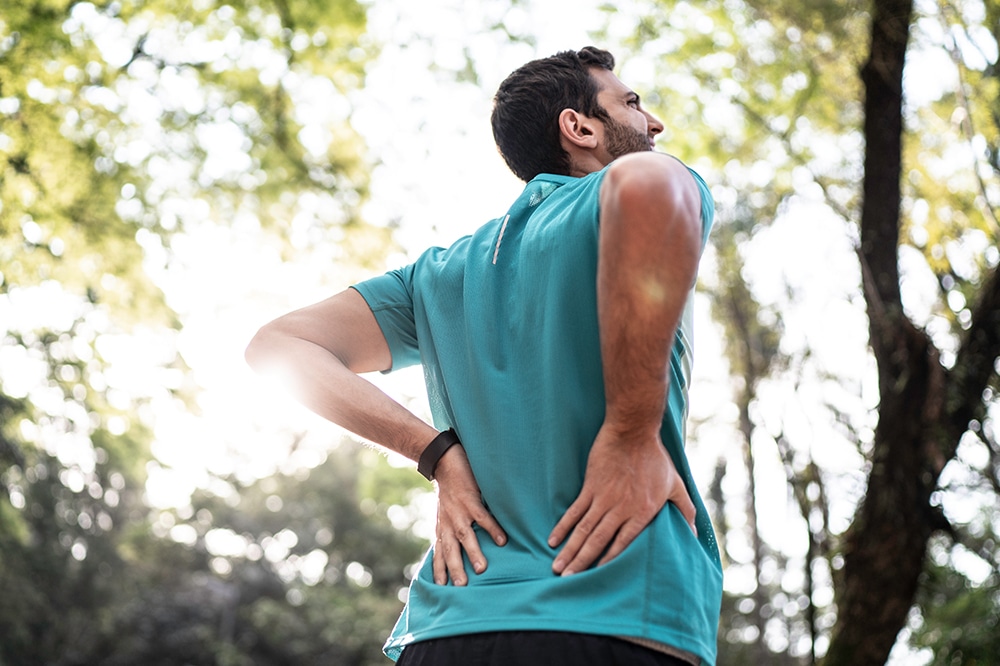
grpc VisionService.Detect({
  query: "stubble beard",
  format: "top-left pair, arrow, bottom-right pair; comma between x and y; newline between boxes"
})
603,116 -> 653,159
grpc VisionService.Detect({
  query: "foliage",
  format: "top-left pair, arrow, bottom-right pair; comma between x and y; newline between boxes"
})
0,0 -> 418,663
0,440 -> 426,665
106,444 -> 426,666
911,531 -> 1000,665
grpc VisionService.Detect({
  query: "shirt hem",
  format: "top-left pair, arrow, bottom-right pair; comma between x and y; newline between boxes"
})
383,617 -> 715,666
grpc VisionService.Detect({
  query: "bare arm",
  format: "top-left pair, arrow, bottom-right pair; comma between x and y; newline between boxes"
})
245,289 -> 434,456
549,152 -> 702,575
245,288 -> 505,584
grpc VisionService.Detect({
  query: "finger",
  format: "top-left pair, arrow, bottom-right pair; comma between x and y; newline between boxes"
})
672,488 -> 698,537
432,539 -> 447,585
548,493 -> 591,549
454,522 -> 487,575
557,512 -> 618,576
549,497 -> 594,575
470,505 -> 507,547
440,534 -> 468,586
597,518 -> 645,567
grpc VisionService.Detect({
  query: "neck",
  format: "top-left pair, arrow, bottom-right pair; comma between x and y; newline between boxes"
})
567,154 -> 608,178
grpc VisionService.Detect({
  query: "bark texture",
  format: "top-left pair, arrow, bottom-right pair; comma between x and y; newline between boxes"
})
825,0 -> 1000,663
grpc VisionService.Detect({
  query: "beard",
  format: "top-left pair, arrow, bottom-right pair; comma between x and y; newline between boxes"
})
603,116 -> 652,159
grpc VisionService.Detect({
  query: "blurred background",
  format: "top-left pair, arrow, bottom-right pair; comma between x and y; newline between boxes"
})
1,0 -> 998,664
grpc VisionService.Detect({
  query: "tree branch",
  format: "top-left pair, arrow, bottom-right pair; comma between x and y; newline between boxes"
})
944,263 -> 1000,460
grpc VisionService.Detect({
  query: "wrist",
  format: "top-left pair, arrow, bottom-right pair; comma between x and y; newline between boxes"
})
602,384 -> 668,440
600,416 -> 662,446
430,443 -> 468,485
417,428 -> 461,480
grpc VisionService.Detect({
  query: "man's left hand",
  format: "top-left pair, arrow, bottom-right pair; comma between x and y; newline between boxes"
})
431,444 -> 507,585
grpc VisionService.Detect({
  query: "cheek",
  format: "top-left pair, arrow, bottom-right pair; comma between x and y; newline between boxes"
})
630,112 -> 650,133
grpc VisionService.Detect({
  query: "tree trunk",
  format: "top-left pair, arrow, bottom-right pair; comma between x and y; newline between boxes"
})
824,0 -> 924,664
826,0 -> 1000,660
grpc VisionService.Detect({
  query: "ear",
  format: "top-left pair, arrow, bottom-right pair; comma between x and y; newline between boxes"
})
558,108 -> 599,149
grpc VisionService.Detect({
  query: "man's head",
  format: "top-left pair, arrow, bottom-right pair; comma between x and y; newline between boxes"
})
491,46 -> 663,181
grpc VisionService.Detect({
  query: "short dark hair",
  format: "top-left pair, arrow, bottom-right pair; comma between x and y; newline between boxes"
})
491,46 -> 615,181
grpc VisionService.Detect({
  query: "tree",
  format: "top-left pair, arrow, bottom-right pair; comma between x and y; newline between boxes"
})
820,2 -> 1000,660
611,0 -> 1000,663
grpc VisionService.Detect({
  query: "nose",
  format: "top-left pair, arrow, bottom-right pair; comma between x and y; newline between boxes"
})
645,110 -> 664,136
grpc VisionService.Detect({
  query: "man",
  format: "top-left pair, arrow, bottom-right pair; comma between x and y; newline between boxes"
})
246,46 -> 723,665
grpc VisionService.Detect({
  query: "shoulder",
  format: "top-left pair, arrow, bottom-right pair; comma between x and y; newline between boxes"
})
601,154 -> 700,219
601,153 -> 698,199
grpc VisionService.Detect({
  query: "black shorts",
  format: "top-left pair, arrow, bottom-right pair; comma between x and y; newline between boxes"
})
394,631 -> 692,666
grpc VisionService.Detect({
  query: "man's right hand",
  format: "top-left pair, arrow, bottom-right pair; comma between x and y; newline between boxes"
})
431,444 -> 507,586
548,421 -> 696,576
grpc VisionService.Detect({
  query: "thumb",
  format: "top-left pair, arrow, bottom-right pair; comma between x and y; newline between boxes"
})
673,488 -> 698,537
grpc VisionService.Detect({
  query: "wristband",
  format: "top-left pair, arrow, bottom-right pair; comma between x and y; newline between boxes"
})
417,428 -> 461,481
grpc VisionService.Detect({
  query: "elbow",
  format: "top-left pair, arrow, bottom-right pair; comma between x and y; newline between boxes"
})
244,322 -> 282,374
244,327 -> 266,372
